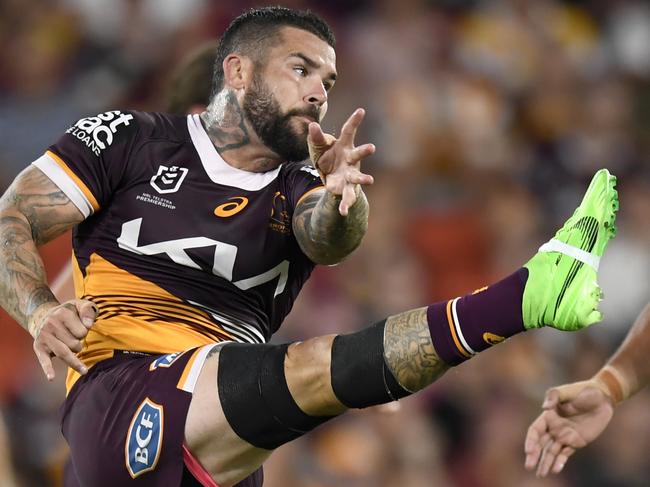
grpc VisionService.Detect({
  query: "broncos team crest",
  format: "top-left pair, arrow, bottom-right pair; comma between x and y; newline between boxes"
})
125,398 -> 164,478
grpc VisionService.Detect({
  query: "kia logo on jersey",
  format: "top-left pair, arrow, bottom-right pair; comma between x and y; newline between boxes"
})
150,165 -> 189,194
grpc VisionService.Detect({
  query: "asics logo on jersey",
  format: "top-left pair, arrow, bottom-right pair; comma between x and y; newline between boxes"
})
215,197 -> 249,217
125,398 -> 163,478
150,165 -> 189,194
66,110 -> 134,156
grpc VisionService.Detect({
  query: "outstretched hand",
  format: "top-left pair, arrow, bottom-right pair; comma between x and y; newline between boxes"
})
307,108 -> 375,216
524,380 -> 615,477
30,299 -> 97,381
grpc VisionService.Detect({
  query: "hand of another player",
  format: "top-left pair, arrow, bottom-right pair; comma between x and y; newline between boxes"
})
524,380 -> 615,477
30,299 -> 98,381
307,108 -> 375,216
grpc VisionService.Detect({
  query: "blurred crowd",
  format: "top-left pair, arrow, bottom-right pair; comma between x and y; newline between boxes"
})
1,0 -> 650,486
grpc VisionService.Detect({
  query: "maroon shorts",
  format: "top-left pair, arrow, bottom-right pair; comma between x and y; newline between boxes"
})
61,345 -> 263,487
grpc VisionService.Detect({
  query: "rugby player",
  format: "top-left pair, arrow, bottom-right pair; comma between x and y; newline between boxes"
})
525,303 -> 650,477
0,6 -> 619,487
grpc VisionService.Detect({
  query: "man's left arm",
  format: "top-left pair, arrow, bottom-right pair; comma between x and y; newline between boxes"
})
293,187 -> 368,265
292,108 -> 374,265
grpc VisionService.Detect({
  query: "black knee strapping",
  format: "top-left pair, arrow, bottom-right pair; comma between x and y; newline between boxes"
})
331,320 -> 411,408
218,343 -> 334,450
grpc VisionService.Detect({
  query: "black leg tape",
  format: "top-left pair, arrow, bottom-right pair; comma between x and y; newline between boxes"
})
218,343 -> 334,450
330,320 -> 411,408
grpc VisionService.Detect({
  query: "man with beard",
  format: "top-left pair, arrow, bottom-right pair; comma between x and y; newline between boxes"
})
0,6 -> 620,487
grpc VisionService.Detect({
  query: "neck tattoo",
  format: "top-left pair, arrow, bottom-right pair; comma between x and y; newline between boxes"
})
201,91 -> 251,152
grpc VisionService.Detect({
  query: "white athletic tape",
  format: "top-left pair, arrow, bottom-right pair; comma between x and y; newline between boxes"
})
538,239 -> 600,271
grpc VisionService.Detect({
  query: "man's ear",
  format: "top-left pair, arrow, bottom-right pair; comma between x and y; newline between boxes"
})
223,54 -> 254,91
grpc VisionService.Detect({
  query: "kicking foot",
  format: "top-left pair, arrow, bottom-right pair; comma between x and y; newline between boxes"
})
523,169 -> 619,331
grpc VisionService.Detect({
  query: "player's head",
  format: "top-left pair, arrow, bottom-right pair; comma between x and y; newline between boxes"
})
212,6 -> 337,162
166,42 -> 216,115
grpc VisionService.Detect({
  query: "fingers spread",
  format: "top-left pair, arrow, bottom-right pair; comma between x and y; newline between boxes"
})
308,122 -> 327,148
317,153 -> 335,175
345,171 -> 373,186
339,183 -> 358,216
350,143 -> 376,162
339,108 -> 365,146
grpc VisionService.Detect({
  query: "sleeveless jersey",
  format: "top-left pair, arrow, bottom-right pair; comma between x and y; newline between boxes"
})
32,110 -> 324,391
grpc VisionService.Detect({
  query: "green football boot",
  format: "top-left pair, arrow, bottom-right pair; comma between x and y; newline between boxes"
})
523,169 -> 619,331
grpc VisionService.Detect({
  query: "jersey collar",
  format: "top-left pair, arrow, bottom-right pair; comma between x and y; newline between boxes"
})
187,114 -> 281,191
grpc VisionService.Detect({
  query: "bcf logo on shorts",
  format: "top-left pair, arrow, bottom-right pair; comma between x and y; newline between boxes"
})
125,398 -> 164,478
150,165 -> 189,194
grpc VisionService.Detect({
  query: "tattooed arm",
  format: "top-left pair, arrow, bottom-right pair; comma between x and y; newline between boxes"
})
293,188 -> 368,265
0,166 -> 80,329
293,108 -> 375,265
0,166 -> 97,379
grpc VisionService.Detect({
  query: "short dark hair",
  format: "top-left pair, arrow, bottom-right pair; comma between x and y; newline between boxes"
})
210,6 -> 335,98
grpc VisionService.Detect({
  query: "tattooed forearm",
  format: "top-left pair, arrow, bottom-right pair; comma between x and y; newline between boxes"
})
0,208 -> 57,332
0,166 -> 83,332
293,189 -> 369,265
201,91 -> 250,152
383,307 -> 449,392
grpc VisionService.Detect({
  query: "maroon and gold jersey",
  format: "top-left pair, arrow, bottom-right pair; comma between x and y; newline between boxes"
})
32,110 -> 324,391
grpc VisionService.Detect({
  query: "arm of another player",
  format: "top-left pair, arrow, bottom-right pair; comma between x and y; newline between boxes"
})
0,166 -> 97,380
292,108 -> 375,265
524,303 -> 650,476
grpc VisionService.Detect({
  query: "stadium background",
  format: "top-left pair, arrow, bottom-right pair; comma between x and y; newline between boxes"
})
1,0 -> 650,485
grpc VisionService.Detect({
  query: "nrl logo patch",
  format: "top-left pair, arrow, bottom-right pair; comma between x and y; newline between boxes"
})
150,165 -> 189,194
125,398 -> 164,478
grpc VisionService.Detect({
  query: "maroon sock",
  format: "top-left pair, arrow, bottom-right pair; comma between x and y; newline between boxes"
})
426,268 -> 528,366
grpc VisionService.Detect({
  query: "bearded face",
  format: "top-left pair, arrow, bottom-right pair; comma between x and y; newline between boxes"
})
242,69 -> 319,163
